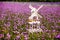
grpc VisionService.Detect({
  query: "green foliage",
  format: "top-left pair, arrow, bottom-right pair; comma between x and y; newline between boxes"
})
29,32 -> 43,40
10,32 -> 16,40
21,24 -> 26,32
20,35 -> 24,40
57,22 -> 60,26
29,33 -> 38,40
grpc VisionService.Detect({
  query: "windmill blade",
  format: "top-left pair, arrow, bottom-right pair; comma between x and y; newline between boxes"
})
37,5 -> 43,11
29,4 -> 34,9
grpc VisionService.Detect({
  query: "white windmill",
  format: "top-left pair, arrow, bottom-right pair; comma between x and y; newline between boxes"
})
27,4 -> 43,33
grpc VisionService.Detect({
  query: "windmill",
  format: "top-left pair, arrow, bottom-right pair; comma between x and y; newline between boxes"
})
27,4 -> 43,33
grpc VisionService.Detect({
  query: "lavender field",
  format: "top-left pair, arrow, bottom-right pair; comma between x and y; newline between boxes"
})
0,2 -> 60,40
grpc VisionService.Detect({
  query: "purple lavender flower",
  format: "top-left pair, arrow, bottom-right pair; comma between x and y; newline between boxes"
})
15,35 -> 20,40
13,24 -> 17,30
56,34 -> 60,38
52,30 -> 56,32
0,34 -> 4,38
6,33 -> 11,39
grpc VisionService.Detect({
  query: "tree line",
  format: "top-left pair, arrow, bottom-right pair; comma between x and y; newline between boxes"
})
0,0 -> 60,2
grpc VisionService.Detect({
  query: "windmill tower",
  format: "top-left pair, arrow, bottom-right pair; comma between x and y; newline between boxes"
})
27,4 -> 43,33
